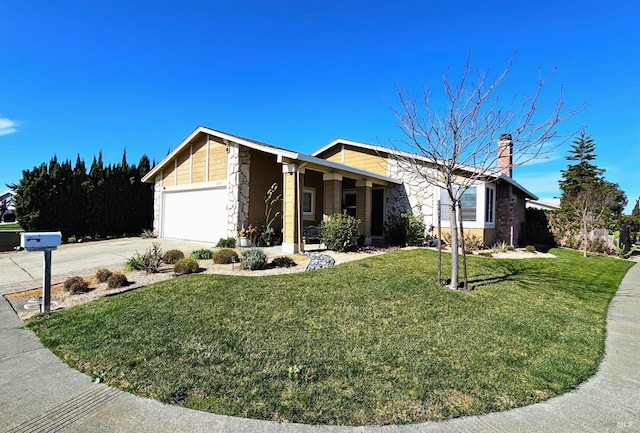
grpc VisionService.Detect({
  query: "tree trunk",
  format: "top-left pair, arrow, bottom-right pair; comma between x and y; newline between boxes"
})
458,202 -> 469,290
583,220 -> 588,258
437,199 -> 442,286
449,202 -> 459,289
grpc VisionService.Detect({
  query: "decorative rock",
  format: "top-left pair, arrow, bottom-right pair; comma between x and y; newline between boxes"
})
305,253 -> 335,271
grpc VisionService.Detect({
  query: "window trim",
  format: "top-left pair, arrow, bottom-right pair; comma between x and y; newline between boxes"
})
302,187 -> 315,220
485,186 -> 495,224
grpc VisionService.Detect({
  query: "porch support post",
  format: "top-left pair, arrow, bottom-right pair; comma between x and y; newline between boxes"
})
323,173 -> 343,219
356,180 -> 373,246
282,164 -> 305,254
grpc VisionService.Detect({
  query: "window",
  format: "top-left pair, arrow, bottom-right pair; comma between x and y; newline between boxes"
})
485,187 -> 495,223
440,187 -> 477,222
343,191 -> 357,218
302,188 -> 315,217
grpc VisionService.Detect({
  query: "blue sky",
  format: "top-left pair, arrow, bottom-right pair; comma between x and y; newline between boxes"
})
2,1 -> 639,211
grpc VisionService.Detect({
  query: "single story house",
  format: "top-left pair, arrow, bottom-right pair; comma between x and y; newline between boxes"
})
142,126 -> 537,253
0,190 -> 16,223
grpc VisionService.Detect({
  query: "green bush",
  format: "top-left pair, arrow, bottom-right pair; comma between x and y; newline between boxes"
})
174,257 -> 200,274
213,248 -> 239,264
64,276 -> 90,294
272,256 -> 297,268
190,249 -> 214,260
107,272 -> 129,289
95,268 -> 112,283
318,212 -> 360,252
141,229 -> 156,239
216,238 -> 237,248
162,249 -> 184,264
125,243 -> 164,273
525,245 -> 536,253
241,248 -> 267,270
384,211 -> 426,246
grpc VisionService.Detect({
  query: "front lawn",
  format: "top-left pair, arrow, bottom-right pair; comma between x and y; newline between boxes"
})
27,248 -> 633,425
0,222 -> 21,231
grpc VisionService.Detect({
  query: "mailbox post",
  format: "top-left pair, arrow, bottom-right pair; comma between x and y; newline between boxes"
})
20,232 -> 62,313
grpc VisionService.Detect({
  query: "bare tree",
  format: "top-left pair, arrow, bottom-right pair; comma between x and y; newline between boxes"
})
565,182 -> 618,258
389,54 -> 582,289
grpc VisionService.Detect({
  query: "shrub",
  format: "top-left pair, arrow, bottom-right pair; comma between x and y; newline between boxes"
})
174,257 -> 200,274
126,243 -> 164,273
318,212 -> 360,252
95,268 -> 112,283
384,210 -> 426,246
141,229 -> 157,239
443,231 -> 484,252
213,248 -> 239,264
241,248 -> 268,270
163,249 -> 184,264
216,238 -> 237,248
525,245 -> 536,253
107,272 -> 129,289
272,256 -> 297,268
64,276 -> 90,294
67,236 -> 77,243
190,249 -> 214,260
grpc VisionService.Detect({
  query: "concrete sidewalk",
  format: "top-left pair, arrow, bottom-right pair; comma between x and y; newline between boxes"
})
1,249 -> 638,432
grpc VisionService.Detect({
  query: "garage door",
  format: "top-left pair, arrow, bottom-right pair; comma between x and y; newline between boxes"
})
162,188 -> 228,243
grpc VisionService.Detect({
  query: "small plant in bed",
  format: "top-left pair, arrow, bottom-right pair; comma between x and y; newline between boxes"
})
272,256 -> 296,268
190,249 -> 214,260
126,243 -> 164,273
240,248 -> 267,270
95,268 -> 112,283
106,272 -> 129,289
173,257 -> 200,274
63,276 -> 91,294
162,249 -> 185,264
213,248 -> 238,264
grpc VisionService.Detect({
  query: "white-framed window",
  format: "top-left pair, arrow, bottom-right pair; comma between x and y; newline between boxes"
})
440,186 -> 477,222
303,188 -> 315,219
485,186 -> 495,224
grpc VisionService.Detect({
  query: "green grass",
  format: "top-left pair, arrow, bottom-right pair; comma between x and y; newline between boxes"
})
27,248 -> 633,425
0,222 -> 21,231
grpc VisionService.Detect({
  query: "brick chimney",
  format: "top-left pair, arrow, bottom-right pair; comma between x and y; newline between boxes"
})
498,133 -> 513,177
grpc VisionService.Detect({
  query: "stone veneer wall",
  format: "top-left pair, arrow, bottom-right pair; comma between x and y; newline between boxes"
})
387,158 -> 435,232
226,144 -> 251,238
153,175 -> 162,235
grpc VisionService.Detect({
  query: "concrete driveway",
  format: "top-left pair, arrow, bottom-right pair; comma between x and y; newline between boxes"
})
0,237 -> 215,295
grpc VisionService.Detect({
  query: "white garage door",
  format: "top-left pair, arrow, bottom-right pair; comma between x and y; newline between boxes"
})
162,188 -> 228,243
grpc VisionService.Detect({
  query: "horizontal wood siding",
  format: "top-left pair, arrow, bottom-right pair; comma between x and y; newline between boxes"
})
343,147 -> 388,175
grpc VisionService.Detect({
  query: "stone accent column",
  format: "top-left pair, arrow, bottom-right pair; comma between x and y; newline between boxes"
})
356,180 -> 373,245
153,175 -> 163,236
323,173 -> 343,219
226,144 -> 251,238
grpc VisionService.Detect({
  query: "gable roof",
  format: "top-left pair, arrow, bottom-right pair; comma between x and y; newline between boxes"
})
141,126 -> 399,185
313,138 -> 538,200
